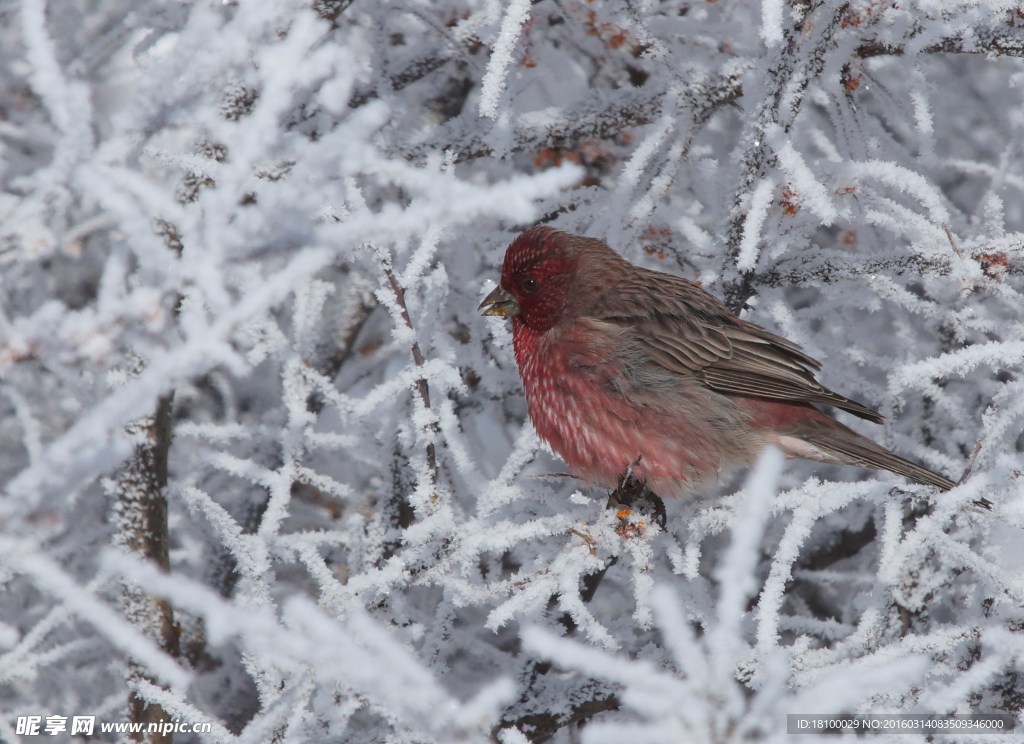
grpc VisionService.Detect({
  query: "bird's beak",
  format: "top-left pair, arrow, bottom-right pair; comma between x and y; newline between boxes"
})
479,285 -> 520,317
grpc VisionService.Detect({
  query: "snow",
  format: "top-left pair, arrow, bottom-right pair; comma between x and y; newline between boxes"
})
479,0 -> 533,120
737,178 -> 776,271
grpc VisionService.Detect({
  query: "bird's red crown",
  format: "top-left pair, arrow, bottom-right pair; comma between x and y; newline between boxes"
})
500,226 -> 580,333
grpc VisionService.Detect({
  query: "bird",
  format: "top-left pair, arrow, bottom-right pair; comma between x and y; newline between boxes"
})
479,226 -> 957,498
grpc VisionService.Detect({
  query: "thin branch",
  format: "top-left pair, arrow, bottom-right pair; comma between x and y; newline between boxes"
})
959,439 -> 984,484
857,26 -> 1024,59
372,256 -> 439,485
348,52 -> 458,109
757,252 -> 953,286
498,695 -> 621,743
742,247 -> 1024,290
314,0 -> 356,22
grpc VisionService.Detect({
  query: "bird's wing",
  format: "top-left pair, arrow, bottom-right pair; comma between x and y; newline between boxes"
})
591,268 -> 884,424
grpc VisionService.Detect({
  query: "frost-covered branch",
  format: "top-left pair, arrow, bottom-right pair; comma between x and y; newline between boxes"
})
109,391 -> 180,742
377,256 -> 438,480
857,25 -> 1024,59
405,72 -> 743,164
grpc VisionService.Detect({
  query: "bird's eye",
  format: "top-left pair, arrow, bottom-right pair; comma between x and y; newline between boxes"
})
521,278 -> 539,293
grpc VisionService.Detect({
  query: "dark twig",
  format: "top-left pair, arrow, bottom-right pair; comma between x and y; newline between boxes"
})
498,695 -> 621,743
313,0 -> 356,22
381,265 -> 438,480
757,252 -> 954,286
856,27 -> 1024,59
944,225 -> 965,258
960,440 -> 984,484
958,438 -> 994,509
735,242 -> 1024,295
348,52 -> 457,108
112,393 -> 180,743
363,241 -> 439,492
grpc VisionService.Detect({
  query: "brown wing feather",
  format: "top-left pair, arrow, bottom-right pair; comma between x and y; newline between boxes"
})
794,421 -> 955,490
592,267 -> 884,424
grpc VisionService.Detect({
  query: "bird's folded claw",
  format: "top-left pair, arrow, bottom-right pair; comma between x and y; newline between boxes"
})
607,457 -> 666,530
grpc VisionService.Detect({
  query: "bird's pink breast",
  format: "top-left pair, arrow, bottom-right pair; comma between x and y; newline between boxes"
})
512,319 -> 743,496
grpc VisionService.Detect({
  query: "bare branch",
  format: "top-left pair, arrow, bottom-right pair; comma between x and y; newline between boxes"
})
857,25 -> 1024,59
498,694 -> 621,743
313,0 -> 356,22
111,392 -> 180,743
381,266 -> 438,481
746,246 -> 1024,289
348,52 -> 458,109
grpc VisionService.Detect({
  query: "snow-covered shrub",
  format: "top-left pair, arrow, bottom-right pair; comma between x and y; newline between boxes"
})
2,0 -> 1024,741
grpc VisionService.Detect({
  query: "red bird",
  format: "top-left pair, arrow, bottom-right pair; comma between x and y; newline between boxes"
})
479,226 -> 955,497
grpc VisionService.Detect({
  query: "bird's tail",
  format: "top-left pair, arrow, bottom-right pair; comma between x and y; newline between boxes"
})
790,421 -> 956,491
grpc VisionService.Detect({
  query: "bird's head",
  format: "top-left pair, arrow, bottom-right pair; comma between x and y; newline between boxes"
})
479,226 -> 617,333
